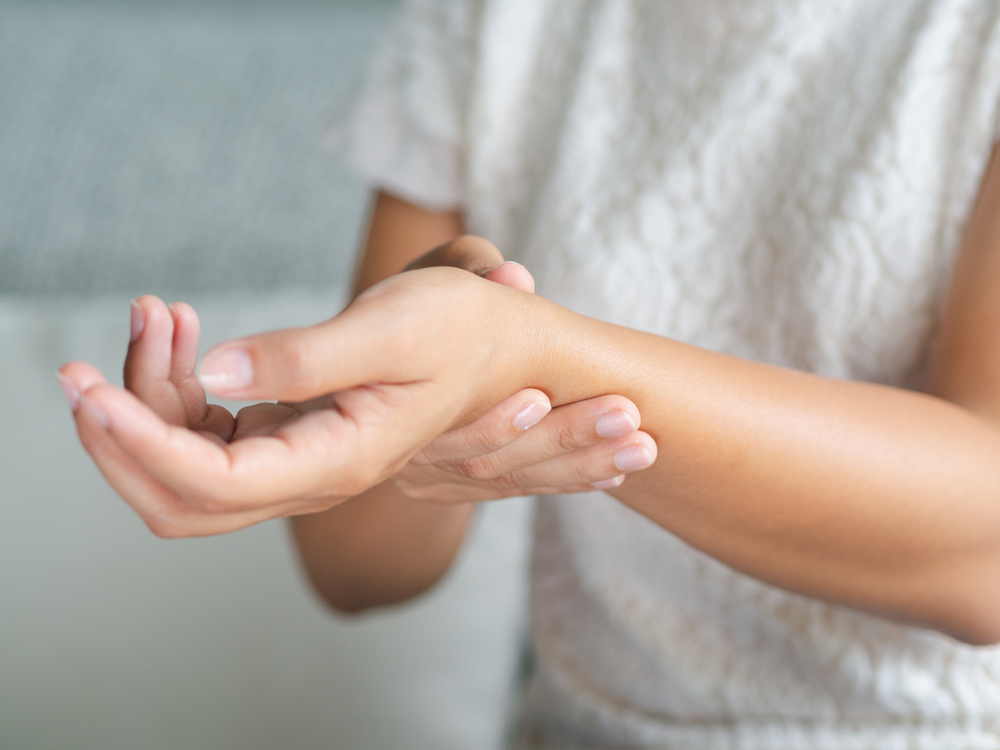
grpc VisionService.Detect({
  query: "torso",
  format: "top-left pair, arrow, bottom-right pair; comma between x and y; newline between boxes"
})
455,1 -> 1000,746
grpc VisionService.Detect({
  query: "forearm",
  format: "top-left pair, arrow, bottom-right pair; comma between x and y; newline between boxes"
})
290,481 -> 474,613
291,191 -> 471,614
530,304 -> 1000,643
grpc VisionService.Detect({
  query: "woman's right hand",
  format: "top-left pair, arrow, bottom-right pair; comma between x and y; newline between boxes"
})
394,386 -> 644,501
391,240 -> 648,500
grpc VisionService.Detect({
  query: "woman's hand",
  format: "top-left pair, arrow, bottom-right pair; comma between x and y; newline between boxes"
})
391,237 -> 654,500
57,251 -> 656,537
396,388 -> 647,500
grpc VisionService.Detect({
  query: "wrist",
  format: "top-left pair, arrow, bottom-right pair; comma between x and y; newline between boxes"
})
516,300 -> 631,407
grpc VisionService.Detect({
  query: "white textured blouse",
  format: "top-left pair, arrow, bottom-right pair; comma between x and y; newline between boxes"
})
338,1 -> 1000,747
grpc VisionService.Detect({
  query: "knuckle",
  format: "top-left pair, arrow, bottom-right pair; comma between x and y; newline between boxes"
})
550,420 -> 581,454
487,472 -> 521,492
466,423 -> 505,455
450,454 -> 504,481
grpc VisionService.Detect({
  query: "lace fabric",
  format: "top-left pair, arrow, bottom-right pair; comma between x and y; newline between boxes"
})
338,1 -> 1000,746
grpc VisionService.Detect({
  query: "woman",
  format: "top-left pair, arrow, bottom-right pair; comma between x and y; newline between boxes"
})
61,1 -> 1000,746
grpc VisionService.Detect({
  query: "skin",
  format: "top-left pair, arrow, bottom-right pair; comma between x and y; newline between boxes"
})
59,191 -> 656,611
59,144 -> 1000,645
291,195 -> 656,611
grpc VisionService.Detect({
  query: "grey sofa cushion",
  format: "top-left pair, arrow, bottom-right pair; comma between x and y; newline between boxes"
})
0,0 -> 396,296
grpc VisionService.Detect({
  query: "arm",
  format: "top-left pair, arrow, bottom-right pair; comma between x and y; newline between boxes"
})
293,194 -> 651,612
63,153 -> 1000,641
516,144 -> 1000,644
290,191 -> 473,613
210,148 -> 1000,640
65,191 -> 651,615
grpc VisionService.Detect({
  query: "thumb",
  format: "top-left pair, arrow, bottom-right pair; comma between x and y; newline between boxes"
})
406,235 -> 535,293
484,261 -> 535,294
195,299 -> 407,403
196,267 -> 481,402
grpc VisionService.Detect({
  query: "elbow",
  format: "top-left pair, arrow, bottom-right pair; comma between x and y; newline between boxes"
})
304,577 -> 392,616
945,629 -> 1000,648
303,569 -> 444,616
314,585 -> 397,616
944,617 -> 1000,647
955,632 -> 1000,648
930,581 -> 1000,647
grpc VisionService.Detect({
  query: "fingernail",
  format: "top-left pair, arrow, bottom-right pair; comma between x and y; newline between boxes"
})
78,394 -> 109,428
55,372 -> 79,411
513,401 -> 550,431
198,348 -> 254,394
130,300 -> 144,342
596,410 -> 637,438
614,444 -> 653,472
481,261 -> 524,278
591,475 -> 625,490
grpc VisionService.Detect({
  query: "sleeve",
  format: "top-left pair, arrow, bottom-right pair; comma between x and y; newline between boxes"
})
326,0 -> 481,212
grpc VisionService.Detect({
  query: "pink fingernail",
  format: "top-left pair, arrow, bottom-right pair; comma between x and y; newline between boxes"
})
78,394 -> 109,428
55,372 -> 79,412
130,300 -> 144,342
591,476 -> 625,490
513,402 -> 550,431
596,410 -> 636,438
198,348 -> 254,394
614,444 -> 653,472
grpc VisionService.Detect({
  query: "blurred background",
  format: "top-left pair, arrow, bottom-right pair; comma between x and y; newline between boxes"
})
0,1 -> 533,748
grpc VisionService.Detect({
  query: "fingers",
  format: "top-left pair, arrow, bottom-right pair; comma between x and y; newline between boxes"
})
499,429 -> 656,490
124,296 -> 231,436
64,374 -> 323,515
67,369 -> 447,514
78,381 -> 310,509
398,393 -> 657,501
427,394 -> 641,477
411,388 -> 552,465
68,377 -> 318,537
398,427 -> 655,500
124,295 -> 186,423
168,301 -> 234,438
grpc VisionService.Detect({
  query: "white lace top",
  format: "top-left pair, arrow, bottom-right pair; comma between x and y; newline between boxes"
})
338,1 -> 1000,747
